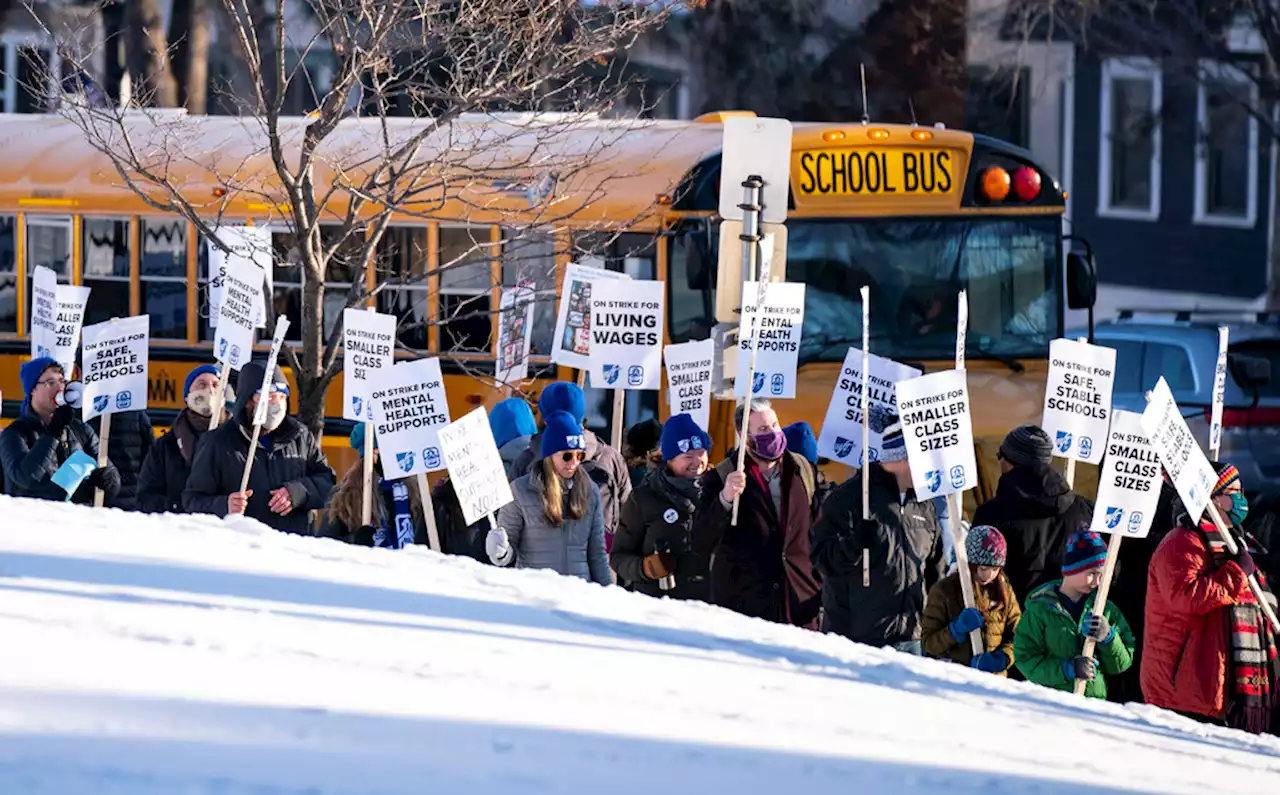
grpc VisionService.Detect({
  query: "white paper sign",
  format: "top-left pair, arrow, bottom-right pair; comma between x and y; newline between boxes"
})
896,369 -> 978,499
735,281 -> 805,399
252,318 -> 291,427
52,284 -> 90,374
438,406 -> 515,527
1091,410 -> 1162,539
496,284 -> 536,384
1210,326 -> 1229,456
343,309 -> 396,422
30,265 -> 58,362
369,357 -> 451,478
213,253 -> 266,371
664,339 -> 714,431
1141,377 -> 1217,522
719,116 -> 792,224
80,315 -> 149,421
817,347 -> 921,466
551,263 -> 629,369
588,278 -> 664,390
1042,338 -> 1117,465
209,225 -> 271,329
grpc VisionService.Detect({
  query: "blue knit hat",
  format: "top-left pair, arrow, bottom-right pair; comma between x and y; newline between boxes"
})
661,413 -> 711,462
20,356 -> 61,397
541,410 -> 587,458
538,381 -> 586,424
350,423 -> 376,452
184,364 -> 220,398
490,397 -> 538,449
1062,530 -> 1108,576
784,421 -> 818,465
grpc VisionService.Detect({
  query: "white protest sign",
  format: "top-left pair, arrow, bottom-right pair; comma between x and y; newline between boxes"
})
496,283 -> 536,384
551,263 -> 629,369
588,278 -> 664,390
1091,410 -> 1162,539
343,309 -> 396,422
735,280 -> 805,399
52,284 -> 90,374
214,253 -> 266,371
664,338 -> 714,431
1042,338 -> 1117,465
719,116 -> 792,224
80,315 -> 149,421
896,369 -> 978,499
369,357 -> 451,478
438,406 -> 515,527
817,347 -> 921,466
30,265 -> 58,362
1141,377 -> 1217,522
1210,326 -> 1229,458
252,318 -> 291,427
209,225 -> 271,329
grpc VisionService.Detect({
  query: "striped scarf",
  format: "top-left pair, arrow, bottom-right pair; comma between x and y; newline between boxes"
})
1197,521 -> 1280,733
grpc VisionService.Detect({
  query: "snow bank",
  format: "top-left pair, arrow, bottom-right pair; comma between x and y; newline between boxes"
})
0,495 -> 1277,794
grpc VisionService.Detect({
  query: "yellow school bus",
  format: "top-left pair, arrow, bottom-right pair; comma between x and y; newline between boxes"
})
0,111 -> 1082,506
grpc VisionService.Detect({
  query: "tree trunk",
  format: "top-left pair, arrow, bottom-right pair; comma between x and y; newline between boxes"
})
298,242 -> 328,439
126,0 -> 179,107
170,0 -> 212,114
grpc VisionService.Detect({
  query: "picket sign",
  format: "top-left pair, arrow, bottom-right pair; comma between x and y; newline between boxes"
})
1210,326 -> 1229,462
1048,337 -> 1103,488
344,308 -> 395,527
947,290 -> 982,657
80,315 -> 150,507
237,318 -> 291,500
210,251 -> 267,431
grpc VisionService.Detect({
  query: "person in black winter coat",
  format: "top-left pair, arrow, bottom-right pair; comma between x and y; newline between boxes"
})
611,413 -> 711,600
88,409 -> 154,511
971,425 -> 1094,603
810,420 -> 945,653
0,357 -> 121,505
137,364 -> 231,514
183,359 -> 335,534
430,476 -> 494,563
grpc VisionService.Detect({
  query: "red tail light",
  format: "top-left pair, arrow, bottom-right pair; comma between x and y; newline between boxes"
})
1210,406 -> 1280,427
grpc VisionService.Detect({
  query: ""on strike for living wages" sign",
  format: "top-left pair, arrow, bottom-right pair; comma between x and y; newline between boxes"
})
896,369 -> 978,499
1041,338 -> 1116,465
1090,410 -> 1162,539
588,278 -> 664,390
368,357 -> 451,479
735,280 -> 805,399
817,347 -> 921,467
80,315 -> 150,422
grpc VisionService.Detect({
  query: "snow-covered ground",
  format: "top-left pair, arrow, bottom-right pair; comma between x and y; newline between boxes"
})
1,497 -> 1278,794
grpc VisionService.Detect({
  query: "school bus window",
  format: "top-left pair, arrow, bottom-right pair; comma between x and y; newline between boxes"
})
82,219 -> 130,327
667,231 -> 716,345
573,231 -> 657,279
438,225 -> 493,354
141,218 -> 188,340
374,225 -> 430,350
26,216 -> 72,280
500,229 -> 556,356
0,216 -> 16,334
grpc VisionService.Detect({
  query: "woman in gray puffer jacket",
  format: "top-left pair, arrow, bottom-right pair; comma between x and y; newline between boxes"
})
486,410 -> 612,586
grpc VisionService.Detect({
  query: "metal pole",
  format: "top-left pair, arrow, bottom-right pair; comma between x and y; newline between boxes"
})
860,285 -> 871,586
730,175 -> 764,527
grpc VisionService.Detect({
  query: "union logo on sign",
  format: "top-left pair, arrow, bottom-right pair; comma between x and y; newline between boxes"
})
833,437 -> 855,459
1105,506 -> 1124,529
424,447 -> 441,470
1079,436 -> 1093,458
396,451 -> 415,472
115,391 -> 131,410
770,373 -> 784,395
603,364 -> 621,385
949,465 -> 965,489
925,470 -> 942,493
752,372 -> 766,394
1055,431 -> 1073,454
627,366 -> 644,386
351,396 -> 363,418
93,395 -> 109,413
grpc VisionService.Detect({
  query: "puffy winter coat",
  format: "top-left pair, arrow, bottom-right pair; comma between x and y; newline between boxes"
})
1141,524 -> 1252,719
0,405 -> 120,505
494,467 -> 611,585
811,463 -> 945,646
510,429 -> 632,540
137,410 -> 211,514
972,464 -> 1095,603
1014,581 -> 1135,699
88,409 -> 154,511
430,476 -> 495,564
610,468 -> 710,601
921,571 -> 1021,672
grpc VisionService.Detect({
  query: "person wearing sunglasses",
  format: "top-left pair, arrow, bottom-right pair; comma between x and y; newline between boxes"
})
487,410 -> 611,585
0,356 -> 121,505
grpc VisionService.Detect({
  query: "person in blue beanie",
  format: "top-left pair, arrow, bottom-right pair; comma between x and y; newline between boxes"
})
784,420 -> 837,509
610,413 -> 711,600
488,410 -> 611,585
0,356 -> 121,504
489,397 -> 538,478
137,364 -> 232,513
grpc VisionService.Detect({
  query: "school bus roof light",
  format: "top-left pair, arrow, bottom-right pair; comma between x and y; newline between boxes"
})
822,130 -> 846,143
212,186 -> 228,198
910,129 -> 933,142
866,128 -> 890,141
1012,166 -> 1042,201
980,166 -> 1011,202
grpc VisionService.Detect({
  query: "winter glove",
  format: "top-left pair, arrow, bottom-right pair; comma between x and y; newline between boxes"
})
486,527 -> 514,566
948,607 -> 983,643
1080,613 -> 1115,644
1232,546 -> 1258,577
87,466 -> 120,495
969,650 -> 1008,673
641,550 -> 677,581
47,403 -> 73,436
352,525 -> 377,547
1062,655 -> 1097,682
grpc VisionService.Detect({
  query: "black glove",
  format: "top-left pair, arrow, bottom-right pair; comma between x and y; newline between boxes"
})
1063,655 -> 1097,682
87,466 -> 120,494
48,403 -> 73,436
1080,613 -> 1114,644
352,524 -> 377,547
1233,546 -> 1259,577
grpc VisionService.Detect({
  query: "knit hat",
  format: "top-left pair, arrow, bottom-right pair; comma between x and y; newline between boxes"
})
538,381 -> 586,424
350,422 -> 377,452
1062,530 -> 1108,576
965,525 -> 1007,568
20,356 -> 61,397
784,421 -> 819,465
878,418 -> 908,463
489,397 -> 538,449
541,410 -> 587,458
999,424 -> 1054,468
1213,461 -> 1241,497
625,417 -> 662,458
661,413 -> 711,461
184,364 -> 220,398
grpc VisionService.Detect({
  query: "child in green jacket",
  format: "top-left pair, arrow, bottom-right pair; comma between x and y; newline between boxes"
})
1014,530 -> 1135,699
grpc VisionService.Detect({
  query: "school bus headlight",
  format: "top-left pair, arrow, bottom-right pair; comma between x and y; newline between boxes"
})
980,166 -> 1011,201
1013,167 -> 1042,201
910,129 -> 933,142
867,128 -> 890,141
822,130 -> 846,142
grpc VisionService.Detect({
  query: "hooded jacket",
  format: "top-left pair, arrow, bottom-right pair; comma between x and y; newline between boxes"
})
610,467 -> 710,601
972,464 -> 1095,602
182,361 -> 336,534
1014,580 -> 1135,699
0,403 -> 120,505
510,428 -> 632,538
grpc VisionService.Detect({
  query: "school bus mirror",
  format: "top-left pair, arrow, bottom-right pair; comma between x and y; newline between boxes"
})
1066,248 -> 1098,310
714,221 -> 788,324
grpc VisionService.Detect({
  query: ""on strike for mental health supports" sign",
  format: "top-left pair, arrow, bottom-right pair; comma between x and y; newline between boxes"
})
214,254 -> 266,371
1090,410 -> 1162,539
896,369 -> 978,499
588,278 -> 664,390
817,347 -> 921,467
735,280 -> 805,399
1042,338 -> 1116,464
368,357 -> 451,479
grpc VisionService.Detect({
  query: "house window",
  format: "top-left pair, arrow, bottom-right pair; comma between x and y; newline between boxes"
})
1099,58 -> 1162,220
1,40 -> 58,113
1194,63 -> 1258,227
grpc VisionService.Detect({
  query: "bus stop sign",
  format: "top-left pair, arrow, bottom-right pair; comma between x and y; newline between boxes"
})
719,116 -> 792,224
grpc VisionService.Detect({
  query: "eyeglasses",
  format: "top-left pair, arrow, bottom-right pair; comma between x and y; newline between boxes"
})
560,450 -> 585,463
37,377 -> 66,389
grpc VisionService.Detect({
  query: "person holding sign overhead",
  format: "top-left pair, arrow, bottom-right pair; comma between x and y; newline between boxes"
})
137,364 -> 232,514
183,360 -> 336,534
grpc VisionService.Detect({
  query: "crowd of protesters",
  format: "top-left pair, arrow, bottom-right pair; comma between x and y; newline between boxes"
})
4,355 -> 1278,735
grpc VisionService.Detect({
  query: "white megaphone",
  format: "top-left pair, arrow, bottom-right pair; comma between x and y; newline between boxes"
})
55,380 -> 84,409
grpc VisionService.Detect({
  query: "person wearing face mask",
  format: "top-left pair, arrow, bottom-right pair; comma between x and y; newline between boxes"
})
486,410 -> 611,585
1142,463 -> 1280,731
136,365 -> 232,514
182,360 -> 336,535
690,399 -> 822,629
610,413 -> 711,600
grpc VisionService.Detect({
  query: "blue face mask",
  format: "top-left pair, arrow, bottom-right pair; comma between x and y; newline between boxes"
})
1229,492 -> 1249,526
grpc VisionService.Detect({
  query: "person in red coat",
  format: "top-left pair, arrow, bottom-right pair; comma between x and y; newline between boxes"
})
1142,463 -> 1280,732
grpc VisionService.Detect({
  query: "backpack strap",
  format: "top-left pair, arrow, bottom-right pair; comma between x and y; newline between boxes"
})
791,452 -> 815,504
